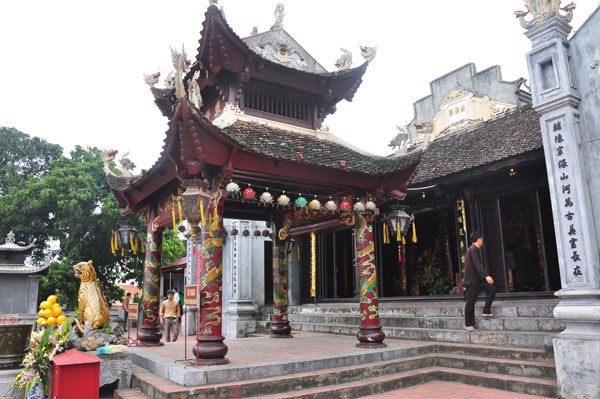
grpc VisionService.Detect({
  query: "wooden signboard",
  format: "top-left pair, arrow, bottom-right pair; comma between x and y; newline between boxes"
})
128,303 -> 138,320
185,285 -> 198,308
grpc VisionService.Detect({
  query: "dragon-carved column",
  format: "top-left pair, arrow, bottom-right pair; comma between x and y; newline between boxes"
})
355,214 -> 386,348
139,205 -> 164,346
271,237 -> 292,338
193,190 -> 229,364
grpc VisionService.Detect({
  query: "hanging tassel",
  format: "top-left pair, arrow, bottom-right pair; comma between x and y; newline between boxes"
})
130,233 -> 137,255
121,247 -> 124,257
402,234 -> 406,245
172,197 -> 177,233
383,222 -> 390,244
199,199 -> 206,228
208,213 -> 214,238
412,217 -> 418,243
396,221 -> 401,242
177,197 -> 183,224
141,237 -> 146,253
398,242 -> 403,262
110,233 -> 116,254
113,232 -> 119,250
212,207 -> 219,231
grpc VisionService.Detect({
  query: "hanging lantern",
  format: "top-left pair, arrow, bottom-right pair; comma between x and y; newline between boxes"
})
309,199 -> 321,210
354,201 -> 366,212
117,224 -> 138,253
340,200 -> 352,212
365,200 -> 377,212
260,191 -> 274,205
277,194 -> 290,207
243,187 -> 256,200
180,179 -> 211,242
295,195 -> 307,208
226,182 -> 240,197
387,206 -> 413,237
325,200 -> 337,212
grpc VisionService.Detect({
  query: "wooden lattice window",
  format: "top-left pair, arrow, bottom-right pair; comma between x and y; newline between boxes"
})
243,87 -> 309,122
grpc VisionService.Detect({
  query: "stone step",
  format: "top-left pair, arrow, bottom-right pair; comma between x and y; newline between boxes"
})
130,343 -> 555,399
249,367 -> 557,399
290,322 -> 556,348
115,388 -> 151,399
288,313 -> 563,332
290,299 -> 558,319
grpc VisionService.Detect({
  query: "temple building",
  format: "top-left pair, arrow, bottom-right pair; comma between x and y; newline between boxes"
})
107,3 -> 419,362
386,64 -> 560,298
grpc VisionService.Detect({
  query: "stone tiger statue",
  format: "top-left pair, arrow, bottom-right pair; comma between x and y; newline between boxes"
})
73,260 -> 109,332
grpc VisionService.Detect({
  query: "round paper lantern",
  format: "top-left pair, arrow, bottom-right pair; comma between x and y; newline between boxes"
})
325,200 -> 337,212
340,200 -> 351,211
260,192 -> 274,205
309,199 -> 321,210
354,201 -> 366,212
277,194 -> 290,207
242,187 -> 256,200
365,201 -> 377,211
295,196 -> 308,208
226,182 -> 240,196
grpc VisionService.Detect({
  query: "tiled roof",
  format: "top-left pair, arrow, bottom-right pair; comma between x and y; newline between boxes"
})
412,107 -> 542,184
221,120 -> 421,175
0,263 -> 50,274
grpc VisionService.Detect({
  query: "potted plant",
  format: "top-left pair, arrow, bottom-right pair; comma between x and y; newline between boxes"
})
13,318 -> 72,399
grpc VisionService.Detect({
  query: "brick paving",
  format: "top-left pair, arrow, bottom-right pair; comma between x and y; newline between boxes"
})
360,381 -> 555,399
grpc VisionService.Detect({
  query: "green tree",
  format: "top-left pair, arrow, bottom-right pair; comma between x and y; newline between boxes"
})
161,228 -> 186,266
0,127 -> 62,196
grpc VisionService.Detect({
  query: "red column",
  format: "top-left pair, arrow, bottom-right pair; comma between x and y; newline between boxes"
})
139,206 -> 164,346
193,196 -> 229,364
271,239 -> 292,338
355,214 -> 386,348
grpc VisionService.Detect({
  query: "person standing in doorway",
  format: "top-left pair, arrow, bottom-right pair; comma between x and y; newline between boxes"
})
160,290 -> 181,342
463,231 -> 496,332
122,292 -> 131,332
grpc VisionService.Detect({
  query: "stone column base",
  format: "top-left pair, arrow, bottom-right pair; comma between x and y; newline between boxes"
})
270,320 -> 292,338
138,326 -> 164,346
554,336 -> 600,399
183,307 -> 197,336
192,335 -> 229,365
356,325 -> 386,348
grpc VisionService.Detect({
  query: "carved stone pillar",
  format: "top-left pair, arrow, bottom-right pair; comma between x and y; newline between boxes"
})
193,195 -> 229,365
271,239 -> 292,338
355,214 -> 386,348
523,14 -> 600,399
139,206 -> 164,346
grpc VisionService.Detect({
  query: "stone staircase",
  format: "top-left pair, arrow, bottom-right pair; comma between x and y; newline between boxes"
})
115,341 -> 557,398
115,299 -> 562,398
279,299 -> 564,349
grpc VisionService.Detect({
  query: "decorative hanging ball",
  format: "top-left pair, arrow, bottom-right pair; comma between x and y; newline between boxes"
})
365,201 -> 377,212
354,201 -> 366,212
325,200 -> 338,212
260,191 -> 274,205
309,199 -> 321,210
340,200 -> 352,211
242,229 -> 250,237
295,196 -> 308,208
226,182 -> 240,197
242,187 -> 256,200
277,194 -> 290,207
253,229 -> 261,237
262,229 -> 270,237
230,228 -> 239,236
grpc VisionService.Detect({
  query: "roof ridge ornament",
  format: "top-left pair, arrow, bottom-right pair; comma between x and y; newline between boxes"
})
360,45 -> 377,63
514,0 -> 576,30
170,45 -> 189,99
270,3 -> 285,30
335,48 -> 353,71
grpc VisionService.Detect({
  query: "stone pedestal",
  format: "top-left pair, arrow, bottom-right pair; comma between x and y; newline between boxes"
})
224,299 -> 259,338
96,352 -> 132,389
183,307 -> 197,336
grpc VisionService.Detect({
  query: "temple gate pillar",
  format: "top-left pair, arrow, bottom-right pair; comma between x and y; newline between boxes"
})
521,11 -> 600,398
271,238 -> 292,338
193,190 -> 229,365
139,206 -> 164,346
355,214 -> 386,348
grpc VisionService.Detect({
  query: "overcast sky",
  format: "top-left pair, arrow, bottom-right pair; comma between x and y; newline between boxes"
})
1,1 -> 598,171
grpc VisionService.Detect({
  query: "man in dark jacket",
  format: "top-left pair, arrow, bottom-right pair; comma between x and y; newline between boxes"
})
463,231 -> 496,332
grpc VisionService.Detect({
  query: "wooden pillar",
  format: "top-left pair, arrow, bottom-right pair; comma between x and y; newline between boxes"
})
355,214 -> 386,348
139,206 -> 164,346
193,194 -> 229,364
271,239 -> 292,338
